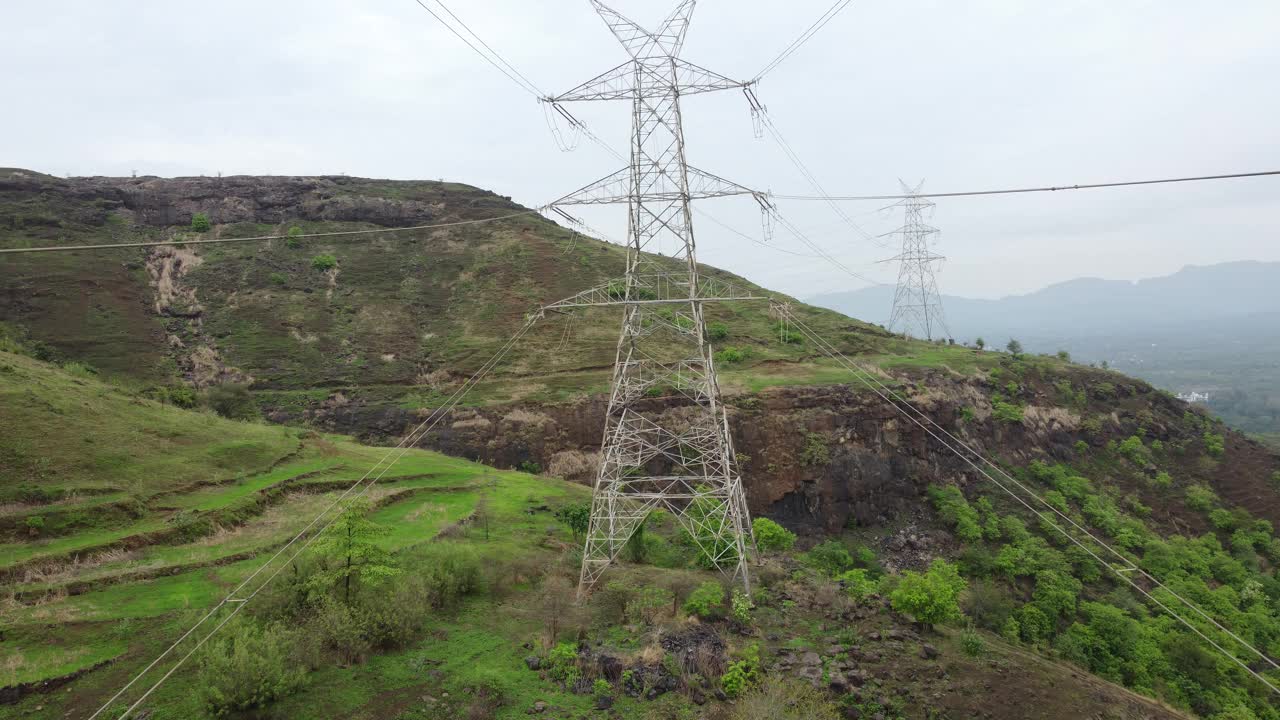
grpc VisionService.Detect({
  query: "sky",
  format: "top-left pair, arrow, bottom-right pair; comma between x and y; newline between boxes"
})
2,0 -> 1278,299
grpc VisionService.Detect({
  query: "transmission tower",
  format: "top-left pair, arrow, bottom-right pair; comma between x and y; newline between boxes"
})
541,0 -> 768,596
882,181 -> 951,341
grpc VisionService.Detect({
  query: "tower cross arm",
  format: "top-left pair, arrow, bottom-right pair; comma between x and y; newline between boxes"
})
544,61 -> 635,103
672,59 -> 753,96
547,166 -> 765,208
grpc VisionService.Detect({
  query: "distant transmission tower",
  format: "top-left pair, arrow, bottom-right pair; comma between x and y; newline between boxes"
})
542,0 -> 770,596
883,181 -> 951,341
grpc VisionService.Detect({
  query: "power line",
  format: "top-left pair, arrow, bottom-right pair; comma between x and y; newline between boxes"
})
90,314 -> 544,719
757,109 -> 889,249
774,304 -> 1280,698
773,169 -> 1280,201
754,0 -> 854,80
0,210 -> 540,255
694,207 -> 820,258
409,0 -> 542,97
771,205 -> 889,286
430,0 -> 546,95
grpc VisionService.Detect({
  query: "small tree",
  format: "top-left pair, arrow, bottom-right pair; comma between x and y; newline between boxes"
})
1056,350 -> 1071,362
197,622 -> 304,716
191,212 -> 211,233
311,254 -> 337,271
286,225 -> 304,249
890,559 -> 967,630
975,337 -> 985,350
555,502 -> 590,543
308,498 -> 400,604
751,517 -> 796,553
1006,339 -> 1023,357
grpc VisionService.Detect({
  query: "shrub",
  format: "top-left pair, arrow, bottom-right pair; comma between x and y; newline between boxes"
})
546,642 -> 580,685
205,384 -> 259,420
751,517 -> 795,552
286,225 -> 304,248
417,544 -> 481,609
1185,484 -> 1219,512
24,515 -> 44,536
991,397 -> 1024,424
191,212 -> 211,232
731,589 -> 753,623
158,385 -> 198,408
1270,470 -> 1280,490
269,272 -> 287,286
1151,471 -> 1173,489
197,622 -> 304,716
728,676 -> 841,720
800,432 -> 829,466
707,322 -> 729,341
890,559 -> 967,629
684,581 -> 726,619
837,569 -> 877,604
928,485 -> 982,542
554,502 -> 590,543
518,460 -> 542,475
962,580 -> 1014,631
592,678 -> 612,698
779,329 -> 802,344
804,540 -> 854,577
625,586 -> 673,625
715,346 -> 748,364
1203,432 -> 1225,458
720,643 -> 761,698
960,627 -> 985,656
311,254 -> 337,271
1117,436 -> 1149,464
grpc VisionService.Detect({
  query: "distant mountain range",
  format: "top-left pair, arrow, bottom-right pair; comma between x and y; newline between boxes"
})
809,261 -> 1280,437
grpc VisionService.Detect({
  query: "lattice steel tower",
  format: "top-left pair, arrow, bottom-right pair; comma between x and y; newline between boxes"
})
884,182 -> 951,341
542,0 -> 766,596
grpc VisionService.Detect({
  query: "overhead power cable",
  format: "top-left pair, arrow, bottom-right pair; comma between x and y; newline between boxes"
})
410,0 -> 542,97
694,207 -> 820,259
754,0 -> 854,80
757,110 -> 888,249
773,169 -> 1280,201
774,304 -> 1280,698
0,210 -> 541,255
89,313 -> 545,720
771,206 -> 888,286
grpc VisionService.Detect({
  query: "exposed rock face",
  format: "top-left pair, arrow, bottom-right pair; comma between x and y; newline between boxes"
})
273,376 -> 1086,535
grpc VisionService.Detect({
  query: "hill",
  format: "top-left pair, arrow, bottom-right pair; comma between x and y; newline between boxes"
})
808,263 -> 1280,438
4,171 -> 1280,719
0,347 -> 1213,720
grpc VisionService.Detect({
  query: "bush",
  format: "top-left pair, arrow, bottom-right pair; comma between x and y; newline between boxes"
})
715,346 -> 748,364
625,586 -> 673,625
962,580 -> 1014,631
555,502 -> 590,543
731,589 -> 753,623
1118,436 -> 1149,464
889,559 -> 967,629
1185,484 -> 1219,511
800,432 -> 829,466
960,627 -> 985,656
1203,432 -> 1225,458
418,544 -> 481,609
751,517 -> 795,552
837,569 -> 877,604
728,676 -> 841,720
804,540 -> 854,577
269,272 -> 287,286
545,642 -> 580,685
991,397 -> 1024,424
311,254 -> 337,271
707,322 -> 729,341
592,678 -> 612,698
1152,471 -> 1173,489
720,643 -> 761,698
191,212 -> 211,232
158,385 -> 198,408
684,581 -> 726,619
518,460 -> 542,475
197,623 -> 304,716
286,225 -> 304,249
205,384 -> 260,420
928,485 -> 982,542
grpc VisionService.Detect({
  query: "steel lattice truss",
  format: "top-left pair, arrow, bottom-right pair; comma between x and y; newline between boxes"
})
546,0 -> 759,595
882,182 -> 952,341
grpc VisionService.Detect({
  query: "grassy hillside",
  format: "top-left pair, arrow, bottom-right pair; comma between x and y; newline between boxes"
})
0,347 -> 1215,720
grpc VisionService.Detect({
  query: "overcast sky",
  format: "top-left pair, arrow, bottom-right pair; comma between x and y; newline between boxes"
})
3,0 -> 1277,299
